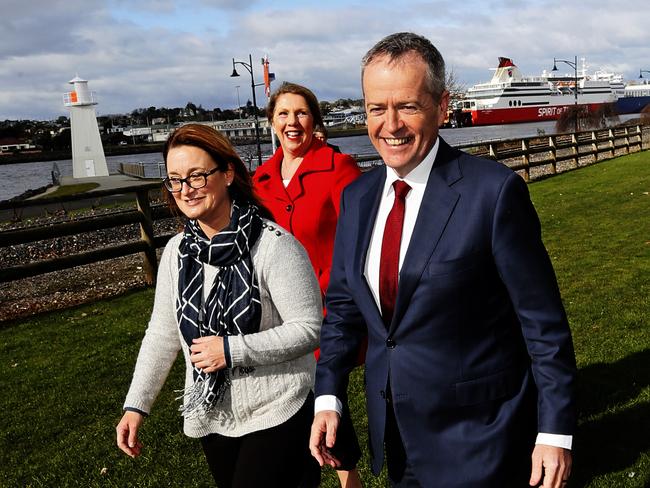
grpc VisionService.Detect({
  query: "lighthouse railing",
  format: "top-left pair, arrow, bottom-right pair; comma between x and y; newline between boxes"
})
63,91 -> 98,106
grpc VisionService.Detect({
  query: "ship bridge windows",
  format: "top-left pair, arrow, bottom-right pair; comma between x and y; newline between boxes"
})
509,82 -> 547,87
468,89 -> 504,97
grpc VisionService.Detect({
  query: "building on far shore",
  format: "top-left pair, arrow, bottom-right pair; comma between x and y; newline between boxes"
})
122,118 -> 273,144
0,138 -> 36,154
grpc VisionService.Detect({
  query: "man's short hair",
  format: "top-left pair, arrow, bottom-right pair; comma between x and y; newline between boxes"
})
362,32 -> 446,100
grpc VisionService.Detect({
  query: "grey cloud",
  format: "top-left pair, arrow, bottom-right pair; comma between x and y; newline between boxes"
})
199,0 -> 259,10
2,0 -> 650,120
0,1 -> 105,60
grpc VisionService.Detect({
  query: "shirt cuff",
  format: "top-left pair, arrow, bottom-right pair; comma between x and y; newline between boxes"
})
314,395 -> 342,416
123,406 -> 148,417
223,336 -> 232,368
536,433 -> 572,450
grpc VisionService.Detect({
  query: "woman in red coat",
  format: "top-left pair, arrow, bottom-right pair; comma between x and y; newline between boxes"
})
253,82 -> 362,488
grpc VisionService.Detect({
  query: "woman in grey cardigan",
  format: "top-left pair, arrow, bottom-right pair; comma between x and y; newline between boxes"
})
116,124 -> 322,487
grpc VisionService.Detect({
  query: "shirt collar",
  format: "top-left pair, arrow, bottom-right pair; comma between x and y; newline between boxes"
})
382,137 -> 439,197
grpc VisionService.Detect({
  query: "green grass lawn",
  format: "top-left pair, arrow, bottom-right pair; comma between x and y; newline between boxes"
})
530,151 -> 650,488
1,151 -> 648,487
37,182 -> 100,198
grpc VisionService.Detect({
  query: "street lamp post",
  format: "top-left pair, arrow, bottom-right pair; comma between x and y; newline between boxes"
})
235,85 -> 242,119
553,55 -> 579,134
231,54 -> 262,167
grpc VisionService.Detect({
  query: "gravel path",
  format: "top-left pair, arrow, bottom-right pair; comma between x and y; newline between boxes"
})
0,205 -> 182,323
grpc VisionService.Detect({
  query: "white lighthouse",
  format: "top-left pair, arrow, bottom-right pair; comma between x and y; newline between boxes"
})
63,75 -> 109,178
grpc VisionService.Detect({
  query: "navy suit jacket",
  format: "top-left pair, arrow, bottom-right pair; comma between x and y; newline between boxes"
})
315,138 -> 577,487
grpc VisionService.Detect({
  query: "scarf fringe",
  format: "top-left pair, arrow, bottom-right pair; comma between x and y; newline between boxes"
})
176,374 -> 231,419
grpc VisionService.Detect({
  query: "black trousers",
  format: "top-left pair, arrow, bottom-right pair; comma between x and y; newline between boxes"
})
200,393 -> 319,488
385,400 -> 422,488
328,390 -> 362,471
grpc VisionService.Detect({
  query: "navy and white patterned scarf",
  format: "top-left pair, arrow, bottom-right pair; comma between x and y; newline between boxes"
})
176,201 -> 263,416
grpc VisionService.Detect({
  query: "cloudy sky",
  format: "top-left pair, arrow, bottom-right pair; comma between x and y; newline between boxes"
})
2,0 -> 649,120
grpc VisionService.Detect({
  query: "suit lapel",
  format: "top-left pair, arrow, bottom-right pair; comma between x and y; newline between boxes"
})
351,167 -> 386,325
390,140 -> 462,333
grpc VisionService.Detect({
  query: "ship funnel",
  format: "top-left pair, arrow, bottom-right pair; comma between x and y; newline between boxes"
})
497,57 -> 516,68
491,57 -> 522,83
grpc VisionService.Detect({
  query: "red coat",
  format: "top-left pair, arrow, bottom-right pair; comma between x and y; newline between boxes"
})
253,139 -> 361,298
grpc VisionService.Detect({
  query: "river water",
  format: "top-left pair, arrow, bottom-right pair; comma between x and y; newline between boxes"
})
0,116 -> 637,201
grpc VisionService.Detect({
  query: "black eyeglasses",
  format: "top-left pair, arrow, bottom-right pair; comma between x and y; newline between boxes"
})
163,167 -> 221,192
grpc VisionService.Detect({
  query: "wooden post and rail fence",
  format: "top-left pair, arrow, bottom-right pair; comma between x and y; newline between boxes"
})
0,182 -> 172,286
1,124 -> 648,287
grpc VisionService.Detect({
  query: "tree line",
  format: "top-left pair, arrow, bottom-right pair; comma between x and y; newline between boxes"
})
1,96 -> 366,152
123,98 -> 365,126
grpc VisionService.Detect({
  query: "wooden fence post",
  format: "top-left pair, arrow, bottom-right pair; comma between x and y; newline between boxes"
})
624,126 -> 630,154
571,133 -> 579,168
135,189 -> 158,285
591,131 -> 598,163
488,143 -> 498,160
548,136 -> 557,175
521,139 -> 530,181
632,125 -> 639,151
609,129 -> 615,158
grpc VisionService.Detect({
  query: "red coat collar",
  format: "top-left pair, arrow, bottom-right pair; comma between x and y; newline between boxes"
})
254,139 -> 335,201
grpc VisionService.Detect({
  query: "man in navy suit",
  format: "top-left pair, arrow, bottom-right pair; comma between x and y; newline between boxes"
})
309,32 -> 577,488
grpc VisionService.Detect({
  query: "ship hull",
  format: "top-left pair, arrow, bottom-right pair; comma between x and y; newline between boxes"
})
461,57 -> 621,127
468,102 -> 608,126
615,96 -> 650,115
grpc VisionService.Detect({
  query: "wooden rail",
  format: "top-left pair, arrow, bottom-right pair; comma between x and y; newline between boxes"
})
0,184 -> 175,285
0,124 -> 648,285
119,161 -> 167,179
119,162 -> 146,178
453,124 -> 649,182
350,124 -> 649,178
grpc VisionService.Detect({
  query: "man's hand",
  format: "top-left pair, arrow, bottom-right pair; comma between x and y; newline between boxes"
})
190,336 -> 226,373
529,444 -> 572,487
309,410 -> 342,468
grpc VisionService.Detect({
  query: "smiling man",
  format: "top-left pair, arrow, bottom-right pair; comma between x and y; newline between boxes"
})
310,32 -> 577,488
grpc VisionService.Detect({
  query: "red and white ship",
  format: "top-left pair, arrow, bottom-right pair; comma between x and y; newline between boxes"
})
460,57 -> 618,126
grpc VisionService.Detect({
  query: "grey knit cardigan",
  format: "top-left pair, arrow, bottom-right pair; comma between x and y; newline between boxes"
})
123,221 -> 322,438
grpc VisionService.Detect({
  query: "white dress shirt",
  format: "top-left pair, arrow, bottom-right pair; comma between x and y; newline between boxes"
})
315,139 -> 571,449
364,139 -> 438,309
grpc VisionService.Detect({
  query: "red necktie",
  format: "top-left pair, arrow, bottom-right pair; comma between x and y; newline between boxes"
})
379,180 -> 411,327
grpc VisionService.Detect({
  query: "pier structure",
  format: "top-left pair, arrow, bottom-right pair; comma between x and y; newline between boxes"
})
122,118 -> 274,144
63,75 -> 109,178
323,106 -> 366,127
